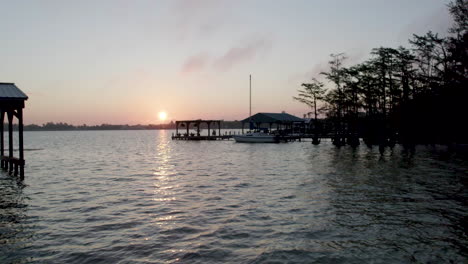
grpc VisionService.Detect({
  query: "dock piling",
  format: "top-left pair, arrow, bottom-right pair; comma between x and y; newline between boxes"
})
0,83 -> 28,179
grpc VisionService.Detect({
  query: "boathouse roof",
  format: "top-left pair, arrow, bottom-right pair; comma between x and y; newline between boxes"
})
0,83 -> 28,100
241,112 -> 304,124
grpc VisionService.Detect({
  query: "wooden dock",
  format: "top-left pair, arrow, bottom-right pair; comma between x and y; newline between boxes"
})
172,134 -> 232,140
171,133 -> 335,142
171,119 -> 336,142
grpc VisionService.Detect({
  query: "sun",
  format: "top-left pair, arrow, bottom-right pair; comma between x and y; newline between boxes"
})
158,111 -> 167,121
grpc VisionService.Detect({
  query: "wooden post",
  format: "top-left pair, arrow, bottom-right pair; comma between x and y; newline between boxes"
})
1,110 -> 4,169
242,122 -> 244,134
207,122 -> 210,138
7,111 -> 13,173
186,122 -> 189,137
18,108 -> 24,180
218,121 -> 221,138
175,122 -> 178,136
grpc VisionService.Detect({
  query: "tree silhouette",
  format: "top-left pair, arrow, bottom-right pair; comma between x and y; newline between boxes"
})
293,78 -> 325,144
321,53 -> 347,146
294,0 -> 468,148
293,78 -> 325,123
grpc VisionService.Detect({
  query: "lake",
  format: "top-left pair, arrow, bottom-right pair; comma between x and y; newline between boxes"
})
1,130 -> 467,263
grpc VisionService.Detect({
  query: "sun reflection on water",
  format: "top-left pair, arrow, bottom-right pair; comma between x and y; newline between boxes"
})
152,131 -> 179,226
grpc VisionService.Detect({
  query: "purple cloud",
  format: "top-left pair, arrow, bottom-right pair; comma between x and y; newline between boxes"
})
181,53 -> 210,74
213,37 -> 272,71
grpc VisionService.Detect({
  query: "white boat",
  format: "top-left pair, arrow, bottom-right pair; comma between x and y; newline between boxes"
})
233,132 -> 279,143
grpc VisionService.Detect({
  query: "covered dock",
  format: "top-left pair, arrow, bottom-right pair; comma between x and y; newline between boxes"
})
172,119 -> 232,140
0,83 -> 28,179
240,112 -> 305,134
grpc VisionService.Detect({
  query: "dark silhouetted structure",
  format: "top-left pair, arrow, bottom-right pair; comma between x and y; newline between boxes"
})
240,112 -> 304,134
173,120 -> 231,140
0,83 -> 28,180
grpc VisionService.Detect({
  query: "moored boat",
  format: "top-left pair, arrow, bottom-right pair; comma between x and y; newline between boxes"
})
233,75 -> 280,143
233,132 -> 278,143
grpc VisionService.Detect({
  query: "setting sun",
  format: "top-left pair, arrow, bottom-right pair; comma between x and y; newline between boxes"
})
158,111 -> 167,121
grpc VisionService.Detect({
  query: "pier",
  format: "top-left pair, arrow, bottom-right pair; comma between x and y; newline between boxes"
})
172,119 -> 233,140
171,114 -> 331,142
0,83 -> 28,180
172,134 -> 232,140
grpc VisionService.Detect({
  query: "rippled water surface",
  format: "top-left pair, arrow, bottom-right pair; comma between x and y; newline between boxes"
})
1,130 -> 467,263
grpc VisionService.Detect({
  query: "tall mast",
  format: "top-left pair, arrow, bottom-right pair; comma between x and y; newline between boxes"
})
249,74 -> 252,122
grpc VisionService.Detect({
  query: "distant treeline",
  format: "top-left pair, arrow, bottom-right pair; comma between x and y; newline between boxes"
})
295,0 -> 467,146
4,121 -> 244,131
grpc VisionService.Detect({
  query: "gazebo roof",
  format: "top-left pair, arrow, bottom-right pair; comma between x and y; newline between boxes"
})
241,112 -> 304,123
0,83 -> 28,100
176,119 -> 222,123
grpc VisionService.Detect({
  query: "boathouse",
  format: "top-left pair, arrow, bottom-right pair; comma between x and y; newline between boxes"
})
241,112 -> 305,133
0,83 -> 28,179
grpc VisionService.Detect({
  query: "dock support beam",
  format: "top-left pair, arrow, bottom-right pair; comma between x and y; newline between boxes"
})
0,108 -> 25,179
8,112 -> 13,174
0,111 -> 4,169
18,108 -> 24,180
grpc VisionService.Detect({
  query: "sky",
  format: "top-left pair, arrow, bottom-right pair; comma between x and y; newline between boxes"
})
0,0 -> 453,125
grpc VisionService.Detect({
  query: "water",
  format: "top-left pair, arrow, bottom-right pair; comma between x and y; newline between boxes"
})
1,130 -> 467,263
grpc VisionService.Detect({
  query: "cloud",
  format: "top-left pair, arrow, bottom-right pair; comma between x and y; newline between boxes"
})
180,35 -> 273,74
213,37 -> 272,71
181,53 -> 210,74
288,49 -> 368,85
287,61 -> 329,86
